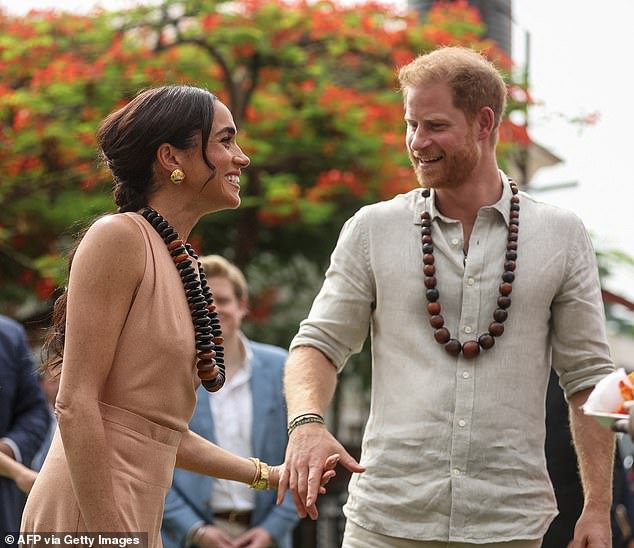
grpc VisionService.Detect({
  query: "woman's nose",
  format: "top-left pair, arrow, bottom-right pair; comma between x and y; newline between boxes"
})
233,153 -> 250,168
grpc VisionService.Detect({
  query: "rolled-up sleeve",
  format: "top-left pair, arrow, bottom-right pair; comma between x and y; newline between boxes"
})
290,209 -> 375,371
550,217 -> 614,397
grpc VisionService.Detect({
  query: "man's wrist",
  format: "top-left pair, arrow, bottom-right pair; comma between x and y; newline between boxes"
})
583,499 -> 612,513
287,413 -> 325,436
185,521 -> 206,547
0,439 -> 18,461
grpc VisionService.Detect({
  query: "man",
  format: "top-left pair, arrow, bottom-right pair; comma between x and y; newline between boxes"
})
280,47 -> 615,547
0,314 -> 49,544
544,368 -> 634,547
543,369 -> 586,546
161,256 -> 298,548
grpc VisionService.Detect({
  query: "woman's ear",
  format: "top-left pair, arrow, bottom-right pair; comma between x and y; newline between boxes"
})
156,143 -> 182,173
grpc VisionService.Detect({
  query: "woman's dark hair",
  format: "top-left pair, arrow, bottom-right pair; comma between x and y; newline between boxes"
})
42,85 -> 218,374
99,85 -> 218,212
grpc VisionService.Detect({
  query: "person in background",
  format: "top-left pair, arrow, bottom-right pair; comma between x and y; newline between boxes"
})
280,47 -> 615,547
0,314 -> 49,544
543,369 -> 585,547
0,452 -> 38,497
546,368 -> 634,547
31,370 -> 60,471
162,255 -> 298,548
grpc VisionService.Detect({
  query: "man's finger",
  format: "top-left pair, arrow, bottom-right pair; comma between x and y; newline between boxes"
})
339,448 -> 366,473
291,488 -> 307,519
305,499 -> 319,520
296,464 -> 312,506
288,465 -> 308,518
306,468 -> 324,508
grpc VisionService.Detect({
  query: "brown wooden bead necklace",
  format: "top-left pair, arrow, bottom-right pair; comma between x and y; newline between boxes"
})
421,180 -> 519,359
142,207 -> 225,391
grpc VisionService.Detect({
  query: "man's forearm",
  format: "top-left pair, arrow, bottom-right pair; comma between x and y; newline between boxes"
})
569,388 -> 615,509
284,346 -> 338,419
0,441 -> 15,459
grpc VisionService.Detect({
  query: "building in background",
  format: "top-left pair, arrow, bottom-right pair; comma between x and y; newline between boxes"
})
410,0 -> 512,55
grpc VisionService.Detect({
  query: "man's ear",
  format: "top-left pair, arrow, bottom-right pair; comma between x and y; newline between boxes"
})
238,297 -> 248,320
476,106 -> 495,142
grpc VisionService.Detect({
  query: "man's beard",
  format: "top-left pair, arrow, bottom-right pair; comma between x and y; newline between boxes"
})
409,134 -> 479,190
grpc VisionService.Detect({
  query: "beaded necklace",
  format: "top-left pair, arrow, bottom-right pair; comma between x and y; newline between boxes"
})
421,180 -> 519,359
142,207 -> 225,391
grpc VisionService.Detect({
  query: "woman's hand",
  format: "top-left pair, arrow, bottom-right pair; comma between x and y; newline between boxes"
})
269,454 -> 340,516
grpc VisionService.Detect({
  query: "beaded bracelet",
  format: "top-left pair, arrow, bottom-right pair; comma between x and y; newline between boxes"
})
287,413 -> 325,436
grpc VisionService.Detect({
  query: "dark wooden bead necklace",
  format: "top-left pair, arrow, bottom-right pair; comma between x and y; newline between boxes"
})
142,207 -> 225,391
421,180 -> 519,359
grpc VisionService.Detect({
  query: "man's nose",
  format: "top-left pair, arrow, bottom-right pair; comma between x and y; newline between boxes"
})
410,128 -> 432,151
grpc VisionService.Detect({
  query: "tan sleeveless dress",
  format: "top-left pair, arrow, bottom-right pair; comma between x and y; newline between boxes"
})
21,213 -> 199,547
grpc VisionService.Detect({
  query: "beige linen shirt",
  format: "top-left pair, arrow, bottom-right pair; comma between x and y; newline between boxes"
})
290,172 -> 614,543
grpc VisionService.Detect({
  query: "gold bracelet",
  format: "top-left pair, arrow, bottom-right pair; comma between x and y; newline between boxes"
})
248,457 -> 270,490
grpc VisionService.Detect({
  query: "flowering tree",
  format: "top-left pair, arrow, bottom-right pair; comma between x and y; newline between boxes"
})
0,0 -> 527,327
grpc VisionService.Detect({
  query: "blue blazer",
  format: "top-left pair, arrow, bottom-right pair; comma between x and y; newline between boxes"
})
0,315 -> 49,543
161,340 -> 298,548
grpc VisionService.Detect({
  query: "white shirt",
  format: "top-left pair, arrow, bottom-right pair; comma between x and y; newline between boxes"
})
209,332 -> 255,512
290,172 -> 613,542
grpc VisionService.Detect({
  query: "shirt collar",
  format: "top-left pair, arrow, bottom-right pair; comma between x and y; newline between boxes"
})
238,331 -> 253,369
413,170 -> 513,227
223,332 -> 252,389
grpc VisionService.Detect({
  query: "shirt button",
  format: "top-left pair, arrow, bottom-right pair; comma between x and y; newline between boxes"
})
458,419 -> 466,427
451,238 -> 460,246
462,371 -> 470,379
453,468 -> 461,476
467,278 -> 475,286
464,326 -> 472,334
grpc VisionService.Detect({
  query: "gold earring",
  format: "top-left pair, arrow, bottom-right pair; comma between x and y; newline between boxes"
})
170,168 -> 185,185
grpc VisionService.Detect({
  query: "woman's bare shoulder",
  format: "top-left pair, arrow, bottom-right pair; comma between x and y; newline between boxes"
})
73,213 -> 147,283
80,213 -> 146,253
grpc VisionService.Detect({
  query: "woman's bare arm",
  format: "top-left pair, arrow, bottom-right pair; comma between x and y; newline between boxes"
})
55,215 -> 145,531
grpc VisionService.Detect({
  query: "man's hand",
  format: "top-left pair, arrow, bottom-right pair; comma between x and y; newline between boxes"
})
195,525 -> 236,548
570,506 -> 611,548
278,422 -> 365,520
270,455 -> 338,501
233,527 -> 272,548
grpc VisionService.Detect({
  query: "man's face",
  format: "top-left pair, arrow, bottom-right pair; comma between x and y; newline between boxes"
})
404,82 -> 480,190
208,276 -> 247,339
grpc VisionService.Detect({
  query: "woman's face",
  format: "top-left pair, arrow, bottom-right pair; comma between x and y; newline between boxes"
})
186,100 -> 250,212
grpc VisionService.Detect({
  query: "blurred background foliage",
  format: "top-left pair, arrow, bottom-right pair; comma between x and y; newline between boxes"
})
0,0 -> 526,341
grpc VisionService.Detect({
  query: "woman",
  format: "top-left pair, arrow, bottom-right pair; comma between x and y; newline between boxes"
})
21,85 -> 336,545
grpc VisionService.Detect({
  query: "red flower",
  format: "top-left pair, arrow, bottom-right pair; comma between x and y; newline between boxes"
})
18,270 -> 34,286
35,277 -> 57,300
